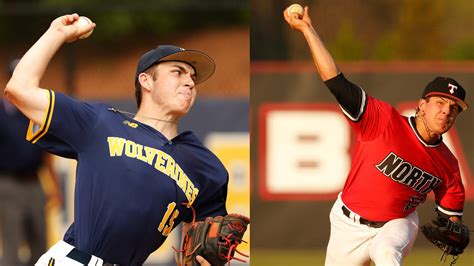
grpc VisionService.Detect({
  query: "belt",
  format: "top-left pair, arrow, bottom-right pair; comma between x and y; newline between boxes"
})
66,248 -> 92,264
341,205 -> 386,228
66,248 -> 116,265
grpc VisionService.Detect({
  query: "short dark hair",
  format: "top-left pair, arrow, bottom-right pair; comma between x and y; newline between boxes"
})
134,83 -> 142,108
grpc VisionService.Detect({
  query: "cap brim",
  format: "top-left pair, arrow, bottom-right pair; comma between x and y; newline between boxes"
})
159,50 -> 216,85
425,92 -> 469,111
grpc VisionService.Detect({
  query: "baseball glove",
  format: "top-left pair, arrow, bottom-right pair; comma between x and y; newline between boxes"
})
420,217 -> 470,258
176,213 -> 250,266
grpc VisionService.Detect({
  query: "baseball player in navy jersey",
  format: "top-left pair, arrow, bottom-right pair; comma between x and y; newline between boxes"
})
284,5 -> 469,266
5,14 -> 225,265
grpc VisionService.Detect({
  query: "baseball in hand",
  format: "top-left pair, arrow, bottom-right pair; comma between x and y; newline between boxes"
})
76,16 -> 93,39
287,4 -> 304,18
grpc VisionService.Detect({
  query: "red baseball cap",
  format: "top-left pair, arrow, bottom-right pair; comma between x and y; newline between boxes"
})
422,77 -> 468,111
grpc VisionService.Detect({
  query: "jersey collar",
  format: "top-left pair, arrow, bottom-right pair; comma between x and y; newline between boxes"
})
408,116 -> 442,147
108,107 -> 199,144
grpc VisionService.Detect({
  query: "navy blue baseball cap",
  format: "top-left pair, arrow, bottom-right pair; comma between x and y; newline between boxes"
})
422,77 -> 468,111
135,45 -> 216,89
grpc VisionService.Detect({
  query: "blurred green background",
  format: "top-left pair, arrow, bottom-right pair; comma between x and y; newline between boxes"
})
0,0 -> 248,45
0,0 -> 250,100
251,0 -> 474,60
251,1 -> 473,265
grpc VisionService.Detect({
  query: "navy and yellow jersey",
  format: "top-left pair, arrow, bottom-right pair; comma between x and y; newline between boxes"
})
26,90 -> 228,265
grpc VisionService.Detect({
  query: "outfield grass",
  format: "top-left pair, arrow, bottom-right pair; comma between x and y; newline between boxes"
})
251,247 -> 474,265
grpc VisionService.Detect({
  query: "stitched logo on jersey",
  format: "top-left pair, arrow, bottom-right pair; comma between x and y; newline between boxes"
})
375,152 -> 441,194
107,136 -> 199,205
123,120 -> 138,128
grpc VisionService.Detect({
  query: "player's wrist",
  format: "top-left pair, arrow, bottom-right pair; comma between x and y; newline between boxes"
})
301,25 -> 318,38
45,26 -> 71,44
449,216 -> 462,223
435,208 -> 463,222
300,26 -> 312,37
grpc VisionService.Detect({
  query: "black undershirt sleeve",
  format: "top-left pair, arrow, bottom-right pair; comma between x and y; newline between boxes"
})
324,73 -> 364,120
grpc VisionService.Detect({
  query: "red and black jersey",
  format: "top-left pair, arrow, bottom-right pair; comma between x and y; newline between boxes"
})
325,73 -> 465,221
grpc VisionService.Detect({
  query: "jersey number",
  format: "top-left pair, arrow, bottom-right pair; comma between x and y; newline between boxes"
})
158,202 -> 179,236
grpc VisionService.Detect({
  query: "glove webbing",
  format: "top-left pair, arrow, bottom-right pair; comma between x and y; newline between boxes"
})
440,252 -> 458,266
218,217 -> 249,264
173,204 -> 249,266
441,227 -> 474,266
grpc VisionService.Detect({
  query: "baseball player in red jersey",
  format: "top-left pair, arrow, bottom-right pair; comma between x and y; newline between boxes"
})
284,5 -> 469,266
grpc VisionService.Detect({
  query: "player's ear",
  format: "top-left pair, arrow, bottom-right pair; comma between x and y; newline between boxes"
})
418,98 -> 427,112
138,73 -> 153,92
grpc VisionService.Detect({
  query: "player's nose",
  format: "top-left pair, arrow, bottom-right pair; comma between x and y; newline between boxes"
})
183,73 -> 195,88
441,103 -> 451,115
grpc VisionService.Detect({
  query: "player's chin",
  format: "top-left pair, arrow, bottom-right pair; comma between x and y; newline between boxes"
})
434,123 -> 452,135
179,94 -> 194,107
173,108 -> 189,117
174,102 -> 193,116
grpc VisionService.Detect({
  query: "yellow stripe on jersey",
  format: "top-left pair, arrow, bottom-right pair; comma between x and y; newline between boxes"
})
48,257 -> 55,266
26,90 -> 55,144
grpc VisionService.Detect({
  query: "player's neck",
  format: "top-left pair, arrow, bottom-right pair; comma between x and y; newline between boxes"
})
414,116 -> 441,144
136,116 -> 179,139
134,109 -> 179,140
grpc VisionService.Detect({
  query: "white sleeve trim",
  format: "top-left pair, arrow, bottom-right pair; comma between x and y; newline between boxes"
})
437,205 -> 463,216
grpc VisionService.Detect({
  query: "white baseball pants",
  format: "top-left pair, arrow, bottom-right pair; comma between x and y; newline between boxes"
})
35,240 -> 104,266
325,194 -> 419,266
